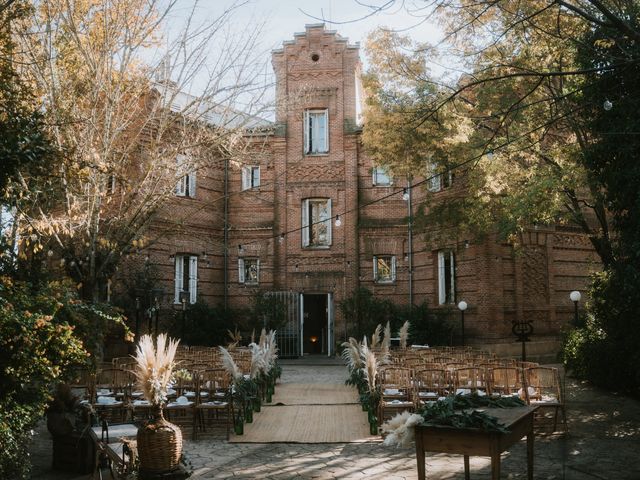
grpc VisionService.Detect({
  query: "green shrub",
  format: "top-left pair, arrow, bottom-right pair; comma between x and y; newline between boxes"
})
561,270 -> 640,394
401,302 -> 456,347
0,277 -> 87,479
169,301 -> 231,346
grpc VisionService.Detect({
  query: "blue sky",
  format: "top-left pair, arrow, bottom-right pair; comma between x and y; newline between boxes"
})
158,1 -> 444,117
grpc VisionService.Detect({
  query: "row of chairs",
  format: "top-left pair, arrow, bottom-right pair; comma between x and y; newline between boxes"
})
377,364 -> 567,433
71,366 -> 235,440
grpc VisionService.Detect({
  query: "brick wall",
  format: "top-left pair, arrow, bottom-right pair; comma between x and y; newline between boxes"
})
134,24 -> 600,351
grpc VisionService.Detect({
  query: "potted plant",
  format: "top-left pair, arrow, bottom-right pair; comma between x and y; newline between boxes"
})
133,333 -> 182,475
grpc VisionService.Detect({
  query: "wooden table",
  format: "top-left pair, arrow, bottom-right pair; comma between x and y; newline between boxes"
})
414,406 -> 537,480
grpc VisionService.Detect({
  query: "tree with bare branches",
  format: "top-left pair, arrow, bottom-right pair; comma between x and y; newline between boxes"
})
9,0 -> 270,301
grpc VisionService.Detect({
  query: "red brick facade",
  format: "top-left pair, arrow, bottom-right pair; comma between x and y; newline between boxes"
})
139,25 -> 599,356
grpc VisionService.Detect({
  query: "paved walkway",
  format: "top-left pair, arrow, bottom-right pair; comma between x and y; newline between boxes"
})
30,357 -> 640,479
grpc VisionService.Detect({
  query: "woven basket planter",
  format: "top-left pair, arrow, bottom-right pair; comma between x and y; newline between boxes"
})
137,407 -> 183,473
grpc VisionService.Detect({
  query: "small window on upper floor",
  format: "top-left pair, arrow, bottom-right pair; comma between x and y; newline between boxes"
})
304,109 -> 328,155
372,167 -> 392,186
175,154 -> 196,198
242,166 -> 260,190
427,162 -> 453,193
374,255 -> 396,283
238,257 -> 259,285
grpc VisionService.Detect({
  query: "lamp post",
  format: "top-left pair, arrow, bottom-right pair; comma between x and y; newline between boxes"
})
134,297 -> 140,341
179,291 -> 189,340
457,301 -> 468,346
570,290 -> 581,326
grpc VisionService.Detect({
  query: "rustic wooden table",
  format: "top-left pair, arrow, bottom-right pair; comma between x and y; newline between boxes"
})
414,406 -> 537,480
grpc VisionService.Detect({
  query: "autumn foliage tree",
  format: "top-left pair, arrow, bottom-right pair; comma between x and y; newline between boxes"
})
9,0 -> 269,301
361,1 -> 640,390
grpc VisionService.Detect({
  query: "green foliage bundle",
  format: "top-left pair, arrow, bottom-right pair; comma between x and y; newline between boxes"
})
418,394 -> 525,432
0,277 -> 87,479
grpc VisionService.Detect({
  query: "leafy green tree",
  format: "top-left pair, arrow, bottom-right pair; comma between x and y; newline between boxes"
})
562,12 -> 640,392
0,278 -> 87,479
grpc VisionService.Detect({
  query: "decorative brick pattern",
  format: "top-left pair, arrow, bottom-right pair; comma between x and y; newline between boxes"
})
135,25 -> 600,349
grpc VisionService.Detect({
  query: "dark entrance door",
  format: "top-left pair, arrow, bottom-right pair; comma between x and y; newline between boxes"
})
303,294 -> 327,355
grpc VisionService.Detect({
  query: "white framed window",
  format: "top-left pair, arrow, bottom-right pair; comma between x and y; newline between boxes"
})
437,250 -> 455,305
372,167 -> 392,186
175,154 -> 196,197
174,254 -> 198,304
238,258 -> 259,284
427,162 -> 453,192
241,166 -> 260,190
302,198 -> 332,247
304,109 -> 328,154
373,255 -> 396,283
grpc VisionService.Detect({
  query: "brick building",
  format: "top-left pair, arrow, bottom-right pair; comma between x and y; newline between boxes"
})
142,24 -> 600,358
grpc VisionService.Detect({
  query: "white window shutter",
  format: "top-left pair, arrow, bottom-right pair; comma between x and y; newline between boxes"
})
238,258 -> 245,283
391,256 -> 397,281
326,198 -> 332,245
301,199 -> 310,247
188,170 -> 196,197
175,155 -> 186,196
189,256 -> 197,303
253,167 -> 260,187
438,251 -> 445,304
450,251 -> 455,302
373,257 -> 378,281
304,111 -> 310,153
372,168 -> 378,186
318,111 -> 327,152
174,255 -> 183,303
242,167 -> 250,190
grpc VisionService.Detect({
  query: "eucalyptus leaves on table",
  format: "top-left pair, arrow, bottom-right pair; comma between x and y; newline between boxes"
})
418,393 -> 526,433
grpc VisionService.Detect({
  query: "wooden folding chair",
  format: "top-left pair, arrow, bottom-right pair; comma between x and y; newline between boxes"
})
524,366 -> 568,433
194,368 -> 233,440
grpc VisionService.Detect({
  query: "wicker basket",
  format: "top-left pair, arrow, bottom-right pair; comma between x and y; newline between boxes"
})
137,407 -> 183,473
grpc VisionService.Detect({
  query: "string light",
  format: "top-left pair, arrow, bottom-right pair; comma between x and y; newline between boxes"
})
486,150 -> 494,160
603,99 -> 613,111
402,188 -> 409,201
334,215 -> 342,227
279,234 -> 285,244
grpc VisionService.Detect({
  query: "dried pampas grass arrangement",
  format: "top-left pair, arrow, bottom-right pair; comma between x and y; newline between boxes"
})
361,344 -> 379,392
341,337 -> 362,371
219,346 -> 243,381
371,324 -> 382,348
133,333 -> 180,406
381,411 -> 424,447
399,320 -> 410,350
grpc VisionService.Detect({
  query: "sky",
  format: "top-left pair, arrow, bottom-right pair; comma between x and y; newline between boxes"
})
159,0 -> 445,119
230,0 -> 443,55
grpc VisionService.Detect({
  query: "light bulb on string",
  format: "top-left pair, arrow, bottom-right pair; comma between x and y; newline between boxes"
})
279,234 -> 285,244
402,188 -> 409,201
335,215 -> 342,227
603,99 -> 613,111
486,150 -> 494,160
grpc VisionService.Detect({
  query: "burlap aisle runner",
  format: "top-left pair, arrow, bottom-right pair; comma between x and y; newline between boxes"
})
229,383 -> 378,443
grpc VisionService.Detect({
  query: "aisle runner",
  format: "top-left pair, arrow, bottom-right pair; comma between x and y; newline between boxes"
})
230,383 -> 377,443
270,383 -> 359,406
